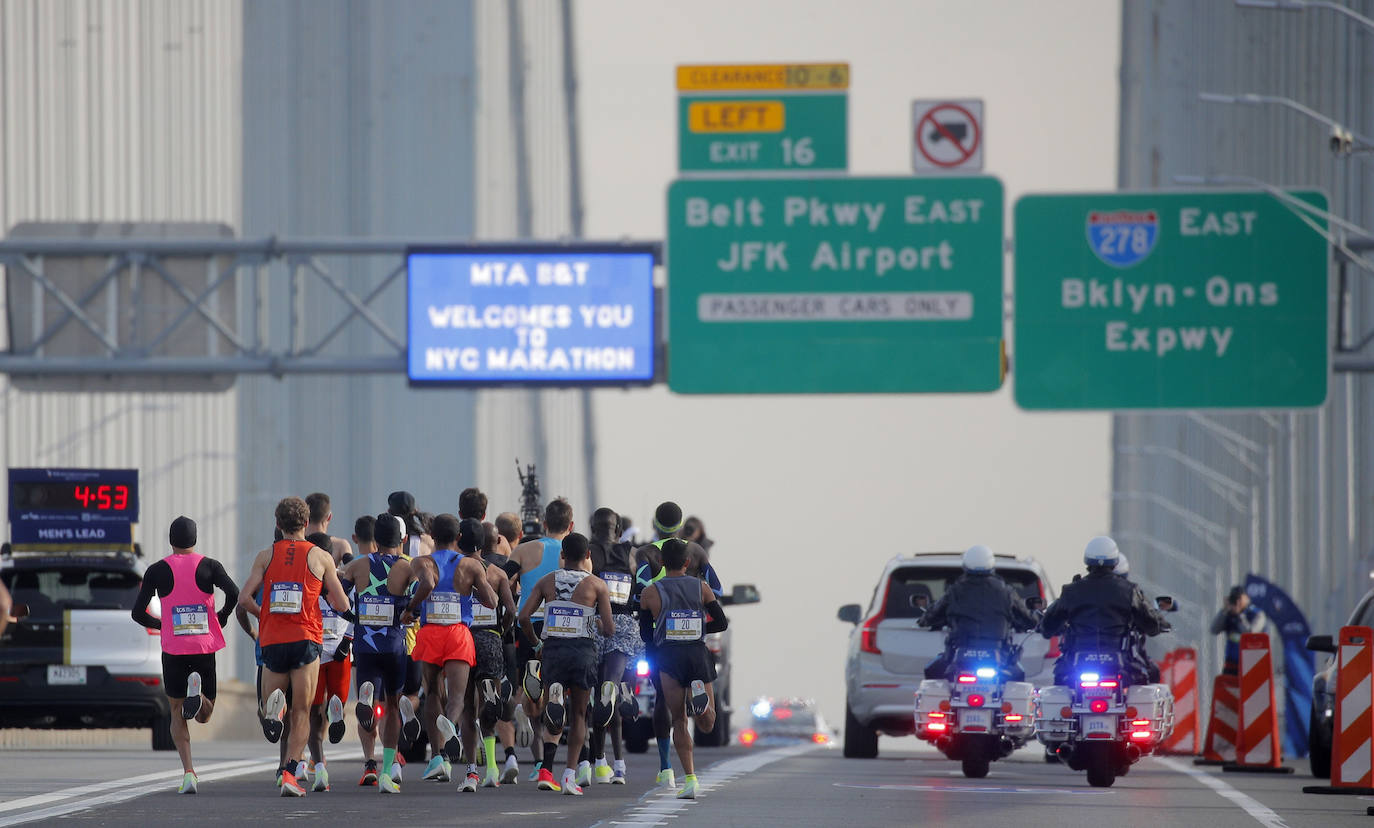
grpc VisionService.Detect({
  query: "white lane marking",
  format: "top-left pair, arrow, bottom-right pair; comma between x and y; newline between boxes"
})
835,782 -> 1111,796
1155,757 -> 1291,828
0,758 -> 273,827
592,744 -> 816,828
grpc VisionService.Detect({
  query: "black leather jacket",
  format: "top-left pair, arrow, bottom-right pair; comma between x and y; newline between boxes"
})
919,572 -> 1038,646
1040,569 -> 1166,651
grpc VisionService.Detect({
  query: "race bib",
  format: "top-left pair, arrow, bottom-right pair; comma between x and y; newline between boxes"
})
171,603 -> 210,636
545,602 -> 590,639
665,609 -> 703,642
268,582 -> 304,614
358,595 -> 396,627
426,591 -> 462,626
602,572 -> 632,606
469,597 -> 498,628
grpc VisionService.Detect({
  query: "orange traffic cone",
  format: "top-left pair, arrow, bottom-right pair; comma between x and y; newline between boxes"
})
1160,648 -> 1199,756
1195,673 -> 1239,766
1304,626 -> 1374,795
1222,633 -> 1292,774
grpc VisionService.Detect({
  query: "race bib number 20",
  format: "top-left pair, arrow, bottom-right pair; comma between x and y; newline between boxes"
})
665,609 -> 703,642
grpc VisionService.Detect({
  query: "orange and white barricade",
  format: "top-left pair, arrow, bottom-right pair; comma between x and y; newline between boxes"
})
1160,648 -> 1199,756
1196,674 -> 1239,765
1304,626 -> 1374,795
1221,632 -> 1292,773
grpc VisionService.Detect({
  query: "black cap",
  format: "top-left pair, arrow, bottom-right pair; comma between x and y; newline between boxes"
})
169,516 -> 197,549
374,513 -> 404,547
1227,585 -> 1246,603
387,491 -> 416,516
458,518 -> 484,554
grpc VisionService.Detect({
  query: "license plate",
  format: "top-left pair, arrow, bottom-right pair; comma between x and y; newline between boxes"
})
960,708 -> 992,731
48,665 -> 87,685
1081,714 -> 1116,738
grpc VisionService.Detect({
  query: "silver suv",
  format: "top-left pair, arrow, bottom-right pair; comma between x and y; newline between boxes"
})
837,552 -> 1058,758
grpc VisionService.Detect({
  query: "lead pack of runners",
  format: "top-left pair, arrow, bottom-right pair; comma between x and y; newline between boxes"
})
134,490 -> 727,801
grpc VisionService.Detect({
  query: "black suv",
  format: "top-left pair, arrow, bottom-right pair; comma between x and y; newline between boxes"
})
1306,589 -> 1374,778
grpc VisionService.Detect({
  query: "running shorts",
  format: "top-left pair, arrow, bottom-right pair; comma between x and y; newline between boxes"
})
653,642 -> 716,687
312,657 -> 352,706
261,640 -> 323,674
541,637 -> 599,691
472,628 -> 505,681
410,623 -> 476,667
162,652 -> 217,699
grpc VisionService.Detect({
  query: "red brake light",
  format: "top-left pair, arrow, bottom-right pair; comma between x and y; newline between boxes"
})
1130,730 -> 1153,741
1089,699 -> 1109,714
812,732 -> 829,744
1004,714 -> 1023,722
376,705 -> 384,718
739,729 -> 758,745
859,579 -> 892,655
1132,719 -> 1151,727
1100,680 -> 1118,689
957,674 -> 977,684
928,722 -> 947,732
928,711 -> 946,719
968,694 -> 985,708
115,676 -> 161,686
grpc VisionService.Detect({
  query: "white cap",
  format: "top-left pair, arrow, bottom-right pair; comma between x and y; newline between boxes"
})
1115,552 -> 1130,576
1083,535 -> 1120,567
962,545 -> 995,573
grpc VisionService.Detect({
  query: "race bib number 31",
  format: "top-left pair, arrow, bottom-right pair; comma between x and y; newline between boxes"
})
665,609 -> 703,642
269,582 -> 304,614
172,604 -> 210,636
426,592 -> 462,625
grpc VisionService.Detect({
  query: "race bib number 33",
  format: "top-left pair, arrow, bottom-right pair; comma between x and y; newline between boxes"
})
172,604 -> 210,636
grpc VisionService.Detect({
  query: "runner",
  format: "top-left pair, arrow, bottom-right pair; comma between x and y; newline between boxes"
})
235,528 -> 297,782
492,511 -> 534,781
509,498 -> 575,780
456,517 -> 517,791
584,507 -> 638,786
518,532 -> 614,796
389,490 -> 435,558
238,496 -> 352,797
389,490 -> 429,764
401,513 -> 497,787
341,514 -> 415,794
130,516 -> 239,794
304,531 -> 353,792
304,492 -> 355,566
639,538 -> 729,800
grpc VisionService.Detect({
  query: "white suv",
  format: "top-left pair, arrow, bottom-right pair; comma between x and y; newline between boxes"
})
837,552 -> 1058,758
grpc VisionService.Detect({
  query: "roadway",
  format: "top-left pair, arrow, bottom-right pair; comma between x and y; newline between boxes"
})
0,737 -> 1366,827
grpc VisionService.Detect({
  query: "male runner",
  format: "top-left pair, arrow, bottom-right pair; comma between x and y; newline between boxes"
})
389,491 -> 434,558
457,518 -> 517,791
509,498 -> 575,779
341,514 -> 415,794
587,507 -> 638,786
402,513 -> 497,786
131,516 -> 238,794
304,531 -> 353,791
239,497 -> 351,797
305,492 -> 355,566
640,538 -> 728,800
518,532 -> 614,795
491,512 -> 533,781
235,528 -> 298,782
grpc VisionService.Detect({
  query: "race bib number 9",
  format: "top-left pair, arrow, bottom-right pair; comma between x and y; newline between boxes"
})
426,591 -> 462,625
172,603 -> 210,636
602,572 -> 632,606
545,603 -> 589,639
269,582 -> 305,615
665,609 -> 703,642
358,595 -> 396,627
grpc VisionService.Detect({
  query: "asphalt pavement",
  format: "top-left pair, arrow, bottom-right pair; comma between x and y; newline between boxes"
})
1,737 -> 1370,827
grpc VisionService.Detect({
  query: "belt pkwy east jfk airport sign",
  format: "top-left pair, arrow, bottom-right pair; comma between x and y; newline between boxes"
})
676,63 -> 848,173
666,176 -> 1005,393
1013,191 -> 1329,410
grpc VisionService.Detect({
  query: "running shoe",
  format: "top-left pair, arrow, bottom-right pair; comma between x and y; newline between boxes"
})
312,763 -> 330,792
501,754 -> 520,785
498,674 -> 513,703
528,761 -> 543,782
656,768 -> 676,789
594,759 -> 613,785
327,695 -> 345,744
617,681 -> 638,721
182,672 -> 203,720
261,688 -> 287,744
523,660 -> 543,700
459,772 -> 480,793
611,760 -> 627,785
422,755 -> 450,782
435,714 -> 462,763
296,761 -> 308,781
593,681 -> 618,728
391,761 -> 403,782
687,679 -> 710,717
576,760 -> 593,787
536,766 -> 561,792
280,770 -> 307,797
358,759 -> 379,787
355,681 -> 376,733
398,695 -> 421,746
543,683 -> 566,732
675,774 -> 698,800
560,768 -> 582,796
177,771 -> 197,794
379,772 -> 400,794
480,679 -> 501,725
513,704 -> 534,748
482,767 -> 501,788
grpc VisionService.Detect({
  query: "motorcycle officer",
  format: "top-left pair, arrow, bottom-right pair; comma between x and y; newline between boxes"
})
1113,554 -> 1161,684
918,546 -> 1038,681
1040,537 -> 1168,687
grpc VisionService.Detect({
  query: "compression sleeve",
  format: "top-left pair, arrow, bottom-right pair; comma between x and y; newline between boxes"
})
638,606 -> 655,643
703,600 -> 728,633
131,560 -> 171,630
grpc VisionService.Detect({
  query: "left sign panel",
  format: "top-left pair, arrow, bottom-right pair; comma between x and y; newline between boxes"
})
406,249 -> 657,385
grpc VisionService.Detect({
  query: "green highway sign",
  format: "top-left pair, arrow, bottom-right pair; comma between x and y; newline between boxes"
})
667,176 -> 1005,393
676,63 -> 848,173
1013,191 -> 1329,410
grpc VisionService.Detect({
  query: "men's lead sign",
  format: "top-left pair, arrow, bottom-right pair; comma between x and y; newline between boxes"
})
667,176 -> 1004,393
1013,191 -> 1328,410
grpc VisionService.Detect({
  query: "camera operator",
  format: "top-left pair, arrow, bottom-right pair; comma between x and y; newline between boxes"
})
1209,585 -> 1265,676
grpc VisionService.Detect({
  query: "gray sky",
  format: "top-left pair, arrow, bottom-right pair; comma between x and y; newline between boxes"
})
574,0 -> 1122,722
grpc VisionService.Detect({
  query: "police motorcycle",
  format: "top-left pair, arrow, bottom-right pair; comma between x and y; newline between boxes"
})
1033,637 -> 1174,788
914,629 -> 1039,779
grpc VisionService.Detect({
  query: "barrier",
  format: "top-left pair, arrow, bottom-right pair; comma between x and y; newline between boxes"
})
1195,674 -> 1238,765
1304,626 -> 1374,796
1160,647 -> 1199,756
1222,632 -> 1292,773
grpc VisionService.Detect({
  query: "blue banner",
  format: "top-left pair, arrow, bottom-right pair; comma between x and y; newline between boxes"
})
1244,574 -> 1312,758
406,249 -> 656,384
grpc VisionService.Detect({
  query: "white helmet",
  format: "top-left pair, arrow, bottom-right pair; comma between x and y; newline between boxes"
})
1115,552 -> 1130,576
962,545 -> 995,573
1083,536 -> 1120,567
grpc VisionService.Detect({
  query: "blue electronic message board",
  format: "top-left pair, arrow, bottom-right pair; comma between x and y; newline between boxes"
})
407,249 -> 657,384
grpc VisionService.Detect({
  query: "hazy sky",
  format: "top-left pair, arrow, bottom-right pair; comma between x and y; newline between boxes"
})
573,0 -> 1122,723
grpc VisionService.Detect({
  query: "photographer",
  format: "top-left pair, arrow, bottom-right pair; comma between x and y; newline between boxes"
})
1209,585 -> 1265,676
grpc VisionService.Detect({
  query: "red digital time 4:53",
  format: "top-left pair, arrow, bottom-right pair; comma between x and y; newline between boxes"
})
72,484 -> 130,511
